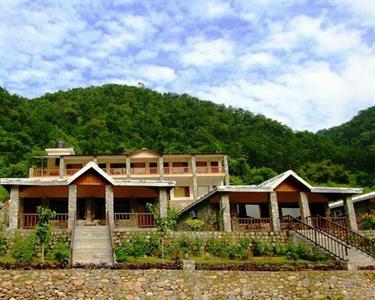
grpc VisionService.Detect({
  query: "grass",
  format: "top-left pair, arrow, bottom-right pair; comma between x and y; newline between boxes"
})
0,254 -> 58,264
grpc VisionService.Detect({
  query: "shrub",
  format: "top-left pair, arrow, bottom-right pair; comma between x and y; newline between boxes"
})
0,232 -> 6,256
206,237 -> 228,258
51,237 -> 70,264
360,213 -> 375,230
206,237 -> 251,260
184,218 -> 205,231
253,240 -> 273,256
10,233 -> 36,263
115,234 -> 160,262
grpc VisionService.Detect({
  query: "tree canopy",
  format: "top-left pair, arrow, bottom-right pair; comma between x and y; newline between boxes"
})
0,84 -> 374,195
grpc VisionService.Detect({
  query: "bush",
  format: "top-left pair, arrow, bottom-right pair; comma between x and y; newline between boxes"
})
115,234 -> 160,262
253,240 -> 273,256
0,233 -> 6,256
51,237 -> 70,264
10,233 -> 36,263
184,218 -> 205,231
206,237 -> 251,260
360,214 -> 375,230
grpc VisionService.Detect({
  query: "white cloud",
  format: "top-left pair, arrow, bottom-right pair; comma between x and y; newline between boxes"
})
139,65 -> 176,83
180,38 -> 234,66
239,52 -> 278,69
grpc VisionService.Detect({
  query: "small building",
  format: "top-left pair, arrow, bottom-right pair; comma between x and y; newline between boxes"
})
178,170 -> 362,231
329,191 -> 375,228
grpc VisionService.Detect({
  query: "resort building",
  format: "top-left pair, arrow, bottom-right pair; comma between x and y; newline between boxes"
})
1,143 -> 228,230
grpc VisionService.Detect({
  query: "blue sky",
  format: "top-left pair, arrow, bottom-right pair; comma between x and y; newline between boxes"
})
1,0 -> 374,131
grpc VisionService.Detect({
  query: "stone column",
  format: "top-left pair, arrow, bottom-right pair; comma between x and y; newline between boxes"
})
9,186 -> 20,230
269,192 -> 281,232
126,157 -> 131,178
59,157 -> 65,178
105,185 -> 114,228
191,156 -> 198,201
220,193 -> 232,232
93,156 -> 97,164
344,196 -> 358,231
223,155 -> 230,186
159,157 -> 164,180
106,163 -> 110,175
29,167 -> 33,178
298,192 -> 310,223
159,187 -> 168,218
68,185 -> 77,229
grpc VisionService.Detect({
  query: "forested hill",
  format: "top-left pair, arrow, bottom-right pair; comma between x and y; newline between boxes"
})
0,85 -> 374,191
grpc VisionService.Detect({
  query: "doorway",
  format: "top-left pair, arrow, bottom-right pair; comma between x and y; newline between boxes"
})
77,198 -> 106,225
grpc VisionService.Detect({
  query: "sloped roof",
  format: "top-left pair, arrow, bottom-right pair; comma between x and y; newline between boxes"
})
257,170 -> 313,190
68,162 -> 115,185
329,191 -> 375,209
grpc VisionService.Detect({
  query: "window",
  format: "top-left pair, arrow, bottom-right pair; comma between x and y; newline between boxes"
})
281,207 -> 300,218
172,162 -> 188,167
237,204 -> 261,218
190,210 -> 198,219
174,186 -> 190,198
196,161 -> 207,167
55,158 -> 60,167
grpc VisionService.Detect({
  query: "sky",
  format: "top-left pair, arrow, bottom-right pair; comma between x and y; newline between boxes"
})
0,0 -> 374,132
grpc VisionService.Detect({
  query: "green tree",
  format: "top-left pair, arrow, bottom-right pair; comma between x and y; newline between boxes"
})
35,206 -> 56,262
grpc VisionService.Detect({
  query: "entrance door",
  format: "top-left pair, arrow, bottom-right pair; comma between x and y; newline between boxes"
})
93,199 -> 105,220
77,199 -> 87,220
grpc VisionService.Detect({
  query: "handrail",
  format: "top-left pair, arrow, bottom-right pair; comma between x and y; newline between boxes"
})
307,215 -> 375,258
282,215 -> 349,261
70,217 -> 76,267
232,217 -> 271,231
107,211 -> 116,264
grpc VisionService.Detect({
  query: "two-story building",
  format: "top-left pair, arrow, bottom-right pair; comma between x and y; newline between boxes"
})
1,142 -> 228,230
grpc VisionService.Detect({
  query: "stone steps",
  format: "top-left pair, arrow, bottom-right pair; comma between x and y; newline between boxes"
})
72,225 -> 114,266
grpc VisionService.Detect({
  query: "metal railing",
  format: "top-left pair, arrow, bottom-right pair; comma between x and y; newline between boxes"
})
232,217 -> 271,231
307,215 -> 375,257
114,213 -> 155,228
107,211 -> 116,264
21,213 -> 68,229
308,216 -> 347,228
282,215 -> 349,261
32,169 -> 60,177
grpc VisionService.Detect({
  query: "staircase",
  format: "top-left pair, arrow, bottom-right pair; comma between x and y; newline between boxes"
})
72,225 -> 114,265
283,215 -> 375,269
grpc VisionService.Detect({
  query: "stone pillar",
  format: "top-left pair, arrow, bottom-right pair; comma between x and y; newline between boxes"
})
159,187 -> 168,218
324,203 -> 330,217
106,163 -> 111,175
269,192 -> 281,232
68,185 -> 77,229
9,186 -> 20,230
126,157 -> 131,178
159,157 -> 164,180
191,156 -> 198,201
298,192 -> 310,223
223,155 -> 230,186
344,196 -> 358,231
93,156 -> 97,163
29,167 -> 33,178
220,193 -> 232,232
59,157 -> 65,178
105,185 -> 114,228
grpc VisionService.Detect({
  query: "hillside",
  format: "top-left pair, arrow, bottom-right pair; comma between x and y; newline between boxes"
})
0,85 -> 374,190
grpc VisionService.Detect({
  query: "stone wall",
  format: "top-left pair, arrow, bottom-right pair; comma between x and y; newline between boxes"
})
0,269 -> 374,299
113,229 -> 289,247
178,201 -> 220,231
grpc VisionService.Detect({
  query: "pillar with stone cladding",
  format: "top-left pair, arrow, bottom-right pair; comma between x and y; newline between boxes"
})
298,192 -> 311,223
269,192 -> 281,232
344,195 -> 358,231
159,157 -> 164,180
105,185 -> 114,228
9,186 -> 20,230
159,187 -> 168,218
68,185 -> 77,229
220,193 -> 232,232
223,155 -> 230,186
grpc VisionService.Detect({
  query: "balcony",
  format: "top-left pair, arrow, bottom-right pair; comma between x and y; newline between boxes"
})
231,217 -> 271,231
196,166 -> 224,174
32,168 -> 59,177
114,213 -> 155,228
65,169 -> 80,176
130,167 -> 159,175
20,213 -> 68,229
164,166 -> 191,175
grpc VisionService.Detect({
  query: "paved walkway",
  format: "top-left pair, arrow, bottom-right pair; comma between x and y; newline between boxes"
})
0,269 -> 374,299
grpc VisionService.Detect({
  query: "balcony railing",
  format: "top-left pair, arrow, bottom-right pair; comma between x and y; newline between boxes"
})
21,213 -> 68,229
32,169 -> 60,177
130,167 -> 159,175
232,217 -> 271,231
109,168 -> 127,175
164,166 -> 191,174
114,213 -> 155,228
65,169 -> 80,176
196,166 -> 224,174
